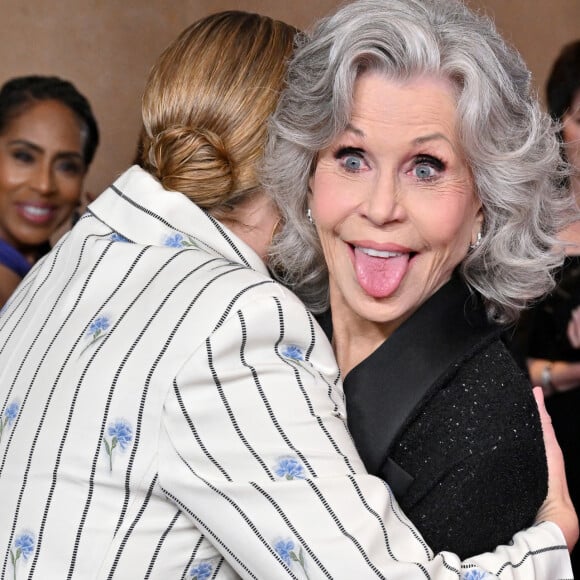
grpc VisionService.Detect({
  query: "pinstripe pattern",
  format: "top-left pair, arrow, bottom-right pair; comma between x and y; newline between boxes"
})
0,166 -> 572,579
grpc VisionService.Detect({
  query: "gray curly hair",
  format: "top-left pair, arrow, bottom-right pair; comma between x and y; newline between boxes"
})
263,0 -> 574,324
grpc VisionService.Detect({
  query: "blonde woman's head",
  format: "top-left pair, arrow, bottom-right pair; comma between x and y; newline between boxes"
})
142,11 -> 297,219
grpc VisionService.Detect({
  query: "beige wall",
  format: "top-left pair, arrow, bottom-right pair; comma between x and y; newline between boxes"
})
2,0 -> 578,196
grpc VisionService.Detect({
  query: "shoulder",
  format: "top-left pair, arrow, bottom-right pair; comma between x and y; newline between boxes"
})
0,263 -> 22,308
399,336 -> 542,460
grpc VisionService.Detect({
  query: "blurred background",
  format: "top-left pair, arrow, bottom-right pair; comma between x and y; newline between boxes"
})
3,0 -> 578,196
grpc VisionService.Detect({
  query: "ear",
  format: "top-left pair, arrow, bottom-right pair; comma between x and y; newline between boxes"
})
307,175 -> 314,197
307,177 -> 314,217
471,206 -> 484,245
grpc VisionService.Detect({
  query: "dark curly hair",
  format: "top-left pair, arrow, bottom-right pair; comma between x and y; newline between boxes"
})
546,40 -> 580,122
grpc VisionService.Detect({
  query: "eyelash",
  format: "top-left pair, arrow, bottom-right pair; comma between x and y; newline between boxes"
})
333,147 -> 446,180
412,154 -> 445,181
56,160 -> 84,176
12,150 -> 35,164
334,146 -> 366,173
10,150 -> 83,176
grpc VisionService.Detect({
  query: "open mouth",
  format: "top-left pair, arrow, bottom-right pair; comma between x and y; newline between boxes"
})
349,244 -> 416,298
17,204 -> 56,224
354,245 -> 417,260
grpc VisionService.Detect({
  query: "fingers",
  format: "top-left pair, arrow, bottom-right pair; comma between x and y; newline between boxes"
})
532,387 -> 579,552
567,306 -> 580,348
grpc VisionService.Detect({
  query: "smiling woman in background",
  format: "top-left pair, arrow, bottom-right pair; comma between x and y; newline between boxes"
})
0,75 -> 99,307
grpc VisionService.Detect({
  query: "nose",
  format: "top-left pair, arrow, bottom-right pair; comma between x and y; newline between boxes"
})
362,173 -> 406,226
31,162 -> 56,196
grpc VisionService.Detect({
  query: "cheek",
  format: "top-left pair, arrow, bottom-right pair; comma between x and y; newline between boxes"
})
57,175 -> 83,206
417,197 -> 475,250
0,158 -> 28,192
310,170 -> 354,229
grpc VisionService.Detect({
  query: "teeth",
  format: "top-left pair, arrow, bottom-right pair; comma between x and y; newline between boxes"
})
358,246 -> 404,258
23,206 -> 51,217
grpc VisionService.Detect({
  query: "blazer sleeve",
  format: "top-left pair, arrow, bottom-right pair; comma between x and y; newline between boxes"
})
158,292 -> 572,579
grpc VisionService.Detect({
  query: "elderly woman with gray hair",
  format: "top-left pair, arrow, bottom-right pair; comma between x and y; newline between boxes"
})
265,0 -> 576,559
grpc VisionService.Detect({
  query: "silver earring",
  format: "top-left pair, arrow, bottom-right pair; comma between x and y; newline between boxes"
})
306,208 -> 314,225
469,231 -> 482,250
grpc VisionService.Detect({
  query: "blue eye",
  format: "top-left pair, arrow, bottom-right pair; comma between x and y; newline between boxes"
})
412,155 -> 444,180
334,146 -> 366,172
413,164 -> 436,179
344,155 -> 362,171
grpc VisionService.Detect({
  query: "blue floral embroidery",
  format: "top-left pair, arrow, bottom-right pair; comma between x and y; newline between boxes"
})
274,538 -> 310,579
274,457 -> 306,480
163,232 -> 199,249
281,345 -> 304,361
103,419 -> 133,471
189,561 -> 213,579
164,233 -> 184,248
80,315 -> 112,356
0,400 -> 20,443
10,531 -> 35,578
110,232 -> 130,243
87,315 -> 110,340
280,344 -> 315,378
274,539 -> 294,566
462,570 -> 492,580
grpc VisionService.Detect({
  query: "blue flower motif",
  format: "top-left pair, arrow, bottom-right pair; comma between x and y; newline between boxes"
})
108,420 -> 133,450
87,315 -> 110,340
164,233 -> 184,248
110,232 -> 130,243
104,419 -> 133,471
273,538 -> 310,578
190,561 -> 213,580
4,401 -> 19,426
281,345 -> 304,362
462,570 -> 491,580
14,533 -> 34,560
275,457 -> 306,480
274,539 -> 295,566
281,344 -> 315,379
11,531 -> 35,578
0,400 -> 20,442
164,232 -> 199,249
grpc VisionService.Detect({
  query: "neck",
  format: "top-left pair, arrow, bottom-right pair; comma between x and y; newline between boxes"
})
330,294 -> 398,378
214,192 -> 278,261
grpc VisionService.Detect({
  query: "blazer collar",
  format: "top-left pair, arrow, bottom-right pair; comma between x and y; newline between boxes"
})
320,275 -> 500,476
87,166 -> 269,276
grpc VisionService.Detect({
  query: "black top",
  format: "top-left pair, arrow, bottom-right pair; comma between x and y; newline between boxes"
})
319,275 -> 547,558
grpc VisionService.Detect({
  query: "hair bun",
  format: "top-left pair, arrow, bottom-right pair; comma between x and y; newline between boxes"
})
147,124 -> 235,209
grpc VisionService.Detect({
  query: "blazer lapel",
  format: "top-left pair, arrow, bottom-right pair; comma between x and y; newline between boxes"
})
341,276 -> 499,488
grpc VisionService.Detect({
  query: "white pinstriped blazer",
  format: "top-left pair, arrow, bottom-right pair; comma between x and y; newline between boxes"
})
0,167 -> 572,579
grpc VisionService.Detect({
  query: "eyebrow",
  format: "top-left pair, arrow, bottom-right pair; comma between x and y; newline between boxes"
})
8,139 -> 84,160
344,126 -> 455,150
412,132 -> 453,146
344,123 -> 366,138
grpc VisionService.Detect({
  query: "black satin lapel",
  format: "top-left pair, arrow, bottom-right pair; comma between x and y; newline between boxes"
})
343,276 -> 499,476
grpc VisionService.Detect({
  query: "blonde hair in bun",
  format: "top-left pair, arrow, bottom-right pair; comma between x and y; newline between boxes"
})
142,11 -> 297,219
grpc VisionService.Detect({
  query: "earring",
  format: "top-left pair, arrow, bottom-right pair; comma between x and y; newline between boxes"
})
469,231 -> 482,250
306,208 -> 314,225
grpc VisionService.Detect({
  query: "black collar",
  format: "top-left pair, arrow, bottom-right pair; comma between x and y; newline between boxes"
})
318,275 -> 500,476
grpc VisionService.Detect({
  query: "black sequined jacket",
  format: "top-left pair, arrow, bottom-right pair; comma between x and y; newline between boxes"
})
318,275 -> 548,558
